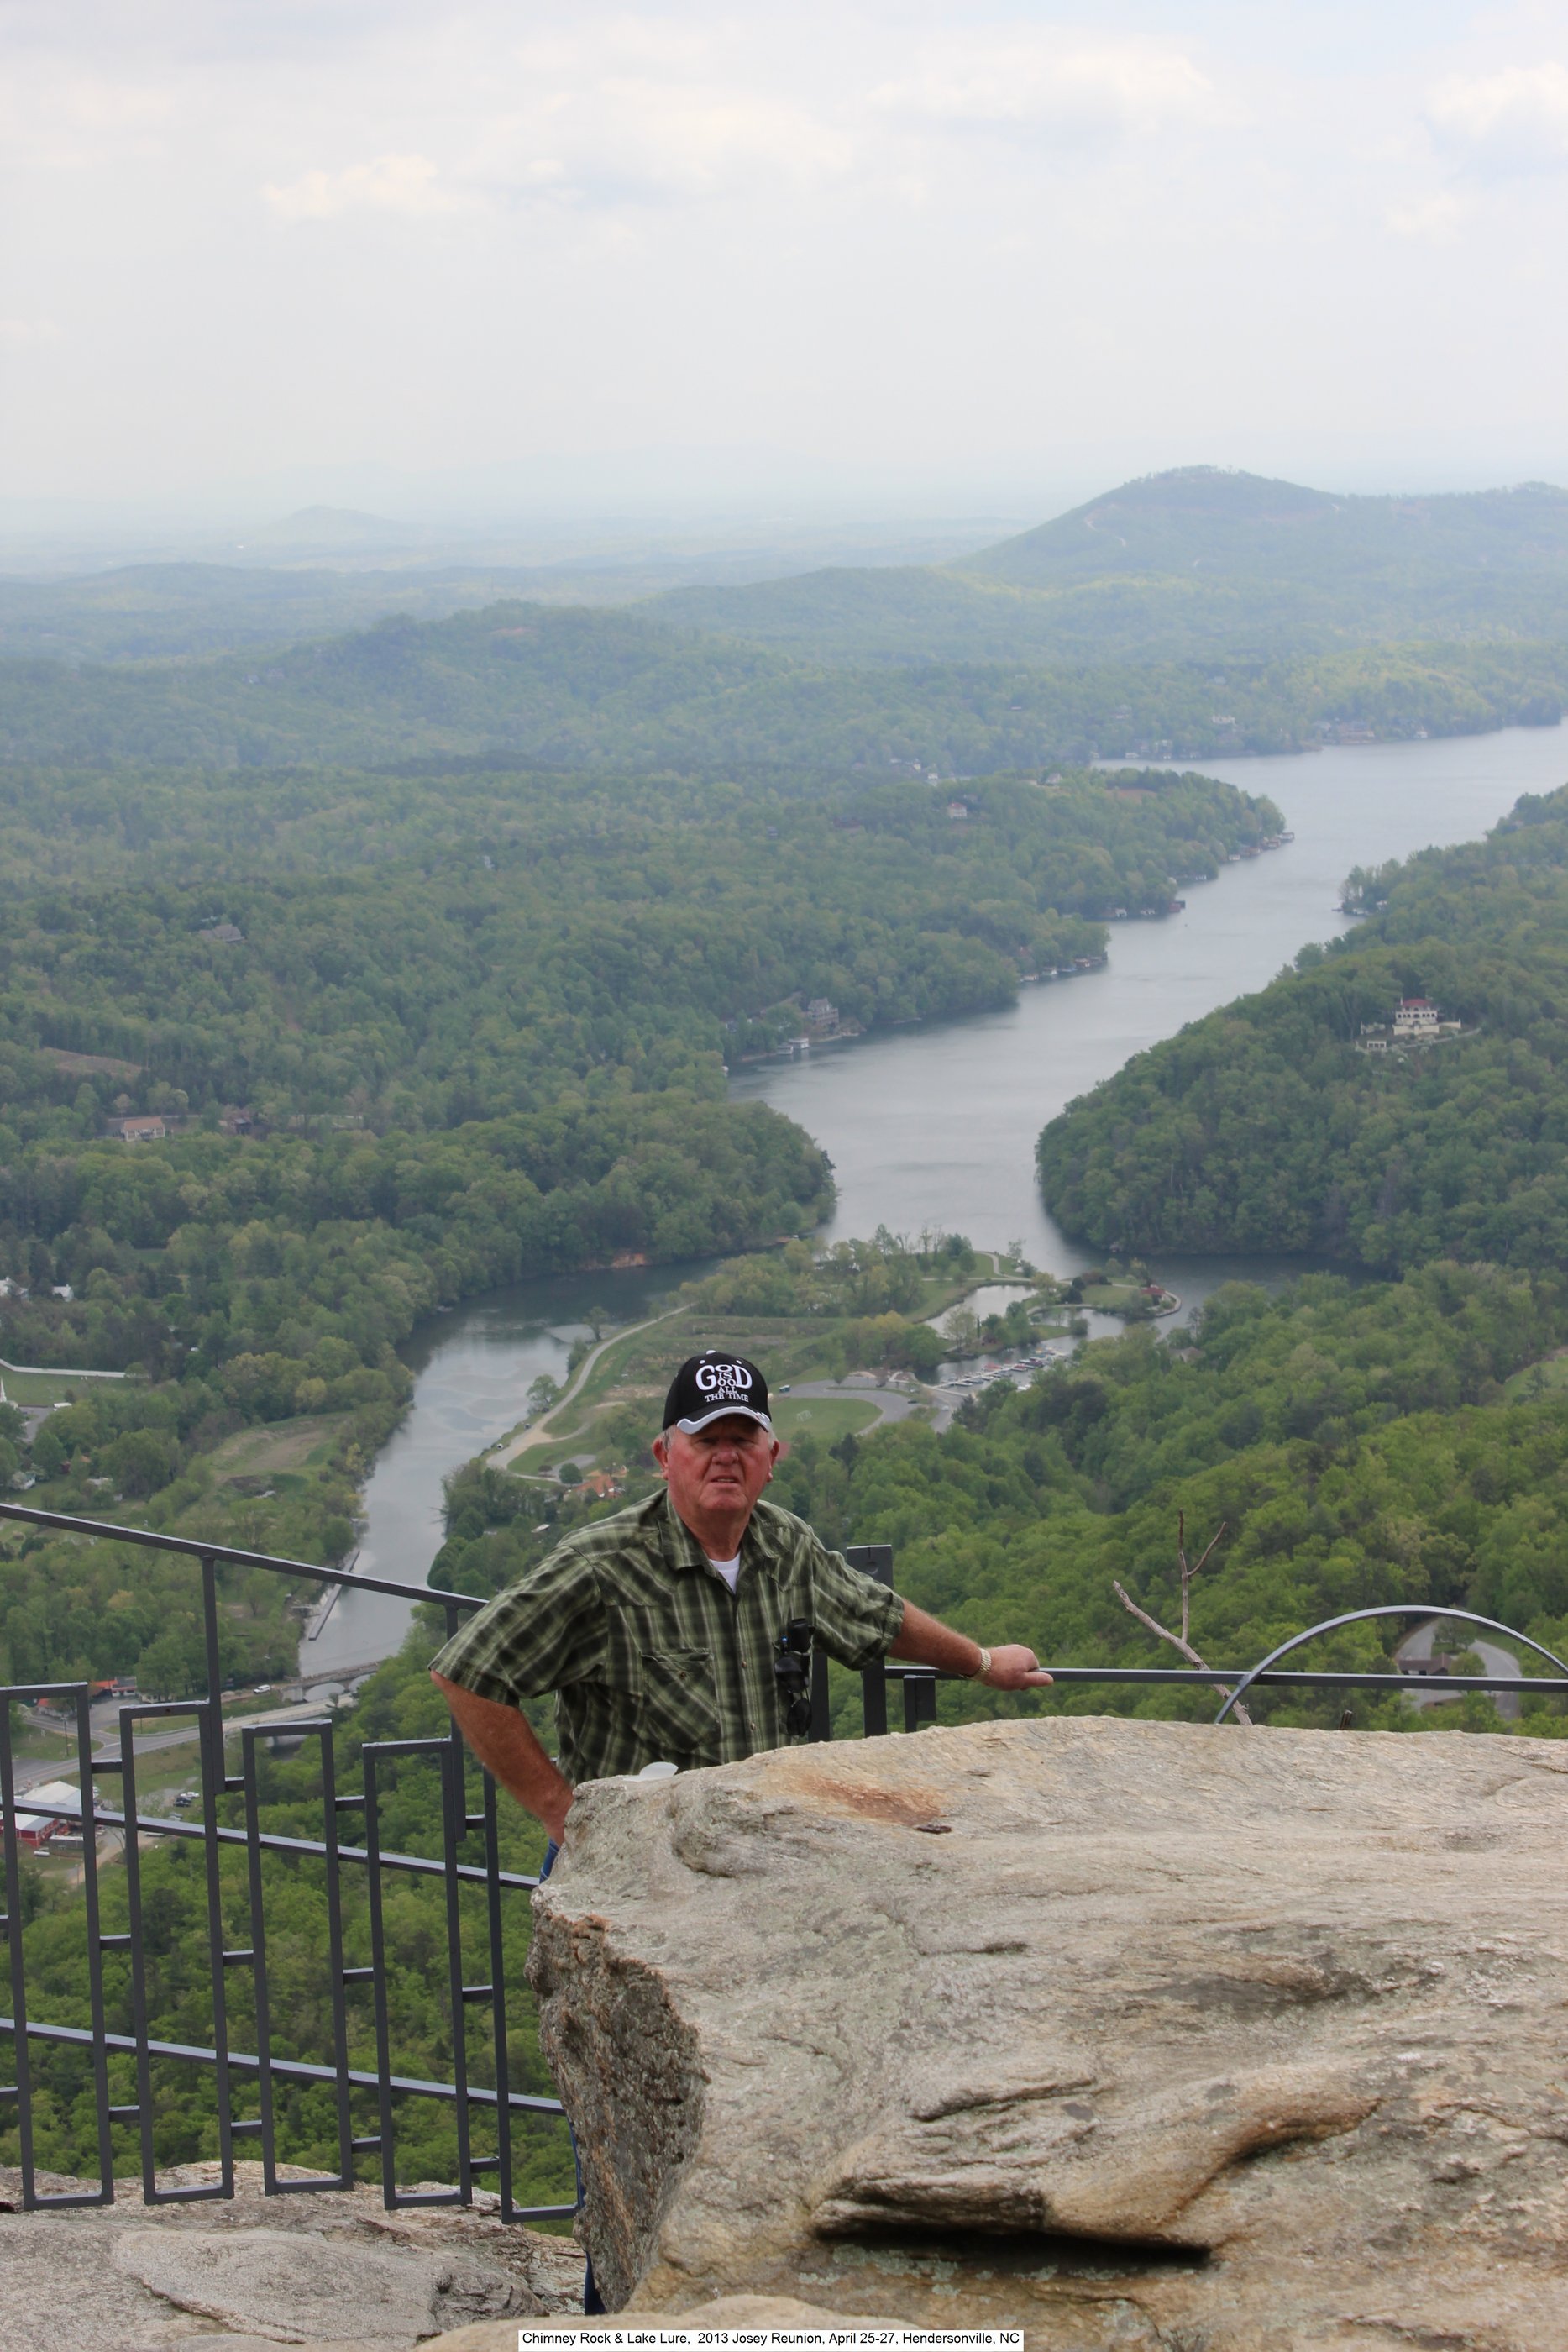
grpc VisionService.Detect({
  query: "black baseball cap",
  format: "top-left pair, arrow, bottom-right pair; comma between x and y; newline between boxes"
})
663,1352 -> 772,1436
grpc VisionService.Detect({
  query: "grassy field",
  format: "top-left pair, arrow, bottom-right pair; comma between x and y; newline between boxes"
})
772,1396 -> 883,1443
204,1414 -> 351,1482
0,1368 -> 120,1405
496,1309 -> 852,1474
1503,1351 -> 1568,1402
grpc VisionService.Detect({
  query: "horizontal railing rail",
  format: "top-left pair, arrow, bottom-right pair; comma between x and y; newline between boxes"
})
6,1512 -> 1564,2224
0,1499 -> 568,2221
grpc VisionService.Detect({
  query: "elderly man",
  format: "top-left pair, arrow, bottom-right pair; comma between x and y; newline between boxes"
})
431,1350 -> 1050,1840
433,1350 -> 1048,2311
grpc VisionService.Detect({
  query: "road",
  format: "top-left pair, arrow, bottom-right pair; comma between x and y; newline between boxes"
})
1395,1619 -> 1522,1721
489,1305 -> 684,1469
8,1696 -> 341,1798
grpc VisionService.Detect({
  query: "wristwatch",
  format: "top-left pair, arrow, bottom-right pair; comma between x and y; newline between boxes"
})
968,1646 -> 993,1681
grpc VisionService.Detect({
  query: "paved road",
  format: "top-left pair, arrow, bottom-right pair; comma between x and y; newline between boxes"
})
1396,1618 -> 1522,1721
489,1305 -> 683,1469
9,1697 -> 338,1798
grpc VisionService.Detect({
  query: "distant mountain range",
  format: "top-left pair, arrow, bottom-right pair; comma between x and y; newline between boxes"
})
656,468 -> 1568,664
3,467 -> 1568,769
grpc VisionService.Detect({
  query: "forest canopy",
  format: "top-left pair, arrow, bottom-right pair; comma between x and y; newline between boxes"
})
1036,782 -> 1568,1273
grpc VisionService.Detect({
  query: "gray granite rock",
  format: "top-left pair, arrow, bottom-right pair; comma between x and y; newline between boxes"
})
527,1715 -> 1568,2344
113,2223 -> 524,2342
0,2161 -> 580,2352
429,2297 -> 909,2349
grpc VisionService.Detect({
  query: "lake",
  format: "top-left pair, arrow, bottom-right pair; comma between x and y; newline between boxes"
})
317,724 -> 1565,1672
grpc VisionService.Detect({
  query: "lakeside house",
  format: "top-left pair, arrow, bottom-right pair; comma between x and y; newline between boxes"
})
1357,996 -> 1465,1056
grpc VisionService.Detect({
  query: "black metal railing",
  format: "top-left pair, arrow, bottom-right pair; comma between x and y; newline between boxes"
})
5,1512 -> 1566,2221
0,1501 -> 568,2220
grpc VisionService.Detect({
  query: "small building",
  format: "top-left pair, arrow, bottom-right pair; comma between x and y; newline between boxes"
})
1393,997 -> 1440,1038
805,998 -> 839,1032
219,1105 -> 254,1135
200,921 -> 245,945
109,1114 -> 166,1142
946,801 -> 969,821
5,1778 -> 98,1851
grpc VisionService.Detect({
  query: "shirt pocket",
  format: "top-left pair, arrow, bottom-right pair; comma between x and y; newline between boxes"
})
637,1645 -> 721,1761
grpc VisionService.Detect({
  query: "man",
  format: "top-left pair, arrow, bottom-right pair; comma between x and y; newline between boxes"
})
431,1349 -> 1051,1840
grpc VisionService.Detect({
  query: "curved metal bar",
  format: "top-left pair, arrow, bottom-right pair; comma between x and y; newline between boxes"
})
1214,1604 -> 1568,1725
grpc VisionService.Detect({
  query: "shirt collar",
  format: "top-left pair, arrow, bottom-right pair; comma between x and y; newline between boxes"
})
658,1488 -> 768,1580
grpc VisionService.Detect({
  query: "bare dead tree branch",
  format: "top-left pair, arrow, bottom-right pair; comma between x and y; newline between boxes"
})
1114,1516 -> 1253,1725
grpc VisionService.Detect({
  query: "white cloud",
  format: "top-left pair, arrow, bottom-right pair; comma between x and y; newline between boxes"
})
1386,192 -> 1469,241
1426,61 -> 1568,174
263,151 -> 468,223
482,71 -> 853,204
872,34 -> 1220,140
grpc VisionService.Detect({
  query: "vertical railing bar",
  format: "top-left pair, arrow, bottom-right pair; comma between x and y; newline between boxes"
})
72,1686 -> 115,2202
847,1546 -> 894,1741
441,1737 -> 472,2206
0,1686 -> 37,2208
318,1724 -> 354,2191
197,1557 -> 236,2200
807,1643 -> 830,1742
441,1599 -> 472,2208
480,1770 -> 515,2222
118,1707 -> 159,2206
239,1729 -> 275,2189
362,1750 -> 399,2208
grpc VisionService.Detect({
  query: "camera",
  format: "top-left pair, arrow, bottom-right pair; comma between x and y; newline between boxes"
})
773,1616 -> 815,1735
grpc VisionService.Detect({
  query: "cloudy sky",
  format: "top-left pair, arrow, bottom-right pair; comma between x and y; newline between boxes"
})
3,1 -> 1568,516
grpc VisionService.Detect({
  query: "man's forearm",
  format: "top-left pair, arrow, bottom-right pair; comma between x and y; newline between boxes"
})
432,1673 -> 573,1841
889,1601 -> 1052,1690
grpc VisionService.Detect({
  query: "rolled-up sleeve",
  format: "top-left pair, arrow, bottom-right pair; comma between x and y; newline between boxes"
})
808,1542 -> 905,1669
429,1548 -> 606,1708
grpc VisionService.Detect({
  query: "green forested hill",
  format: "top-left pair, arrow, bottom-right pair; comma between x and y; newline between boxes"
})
659,470 -> 1568,664
0,599 -> 1564,769
968,469 -> 1568,594
0,759 -> 1272,1693
1036,784 -> 1568,1272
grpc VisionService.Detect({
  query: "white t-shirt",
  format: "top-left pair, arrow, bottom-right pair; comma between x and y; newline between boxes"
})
707,1554 -> 741,1593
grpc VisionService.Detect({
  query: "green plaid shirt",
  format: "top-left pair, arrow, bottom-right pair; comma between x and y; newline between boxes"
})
430,1489 -> 905,1785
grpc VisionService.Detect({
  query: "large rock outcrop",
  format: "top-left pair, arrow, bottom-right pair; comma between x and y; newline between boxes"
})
527,1715 -> 1568,2346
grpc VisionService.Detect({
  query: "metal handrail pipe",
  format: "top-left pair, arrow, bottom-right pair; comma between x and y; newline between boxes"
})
0,1502 -> 485,1612
0,2013 -> 564,2115
1036,1667 -> 1568,1694
3,1797 -> 540,1891
1214,1603 -> 1568,1725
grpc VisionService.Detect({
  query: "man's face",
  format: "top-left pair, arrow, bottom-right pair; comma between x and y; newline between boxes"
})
654,1414 -> 779,1537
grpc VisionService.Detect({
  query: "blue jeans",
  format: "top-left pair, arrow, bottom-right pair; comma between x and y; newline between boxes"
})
540,1839 -> 605,2315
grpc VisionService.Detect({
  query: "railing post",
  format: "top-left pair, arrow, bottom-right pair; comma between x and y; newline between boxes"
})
0,1689 -> 35,2203
847,1544 -> 894,1738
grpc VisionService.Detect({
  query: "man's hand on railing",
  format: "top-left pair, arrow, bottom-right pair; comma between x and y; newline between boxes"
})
978,1643 -> 1054,1689
889,1601 -> 1052,1688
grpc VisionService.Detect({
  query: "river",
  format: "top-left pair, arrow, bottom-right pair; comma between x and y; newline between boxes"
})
314,725 -> 1566,1674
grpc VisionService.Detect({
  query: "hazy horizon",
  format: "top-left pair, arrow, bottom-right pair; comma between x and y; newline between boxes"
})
6,2 -> 1568,530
